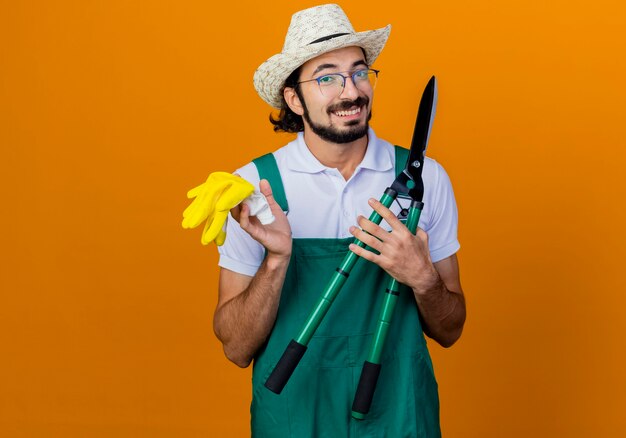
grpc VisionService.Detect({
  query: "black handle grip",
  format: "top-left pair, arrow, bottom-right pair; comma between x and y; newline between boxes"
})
351,361 -> 382,418
264,339 -> 307,394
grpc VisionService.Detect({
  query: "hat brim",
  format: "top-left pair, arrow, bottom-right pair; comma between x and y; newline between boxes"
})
254,24 -> 391,108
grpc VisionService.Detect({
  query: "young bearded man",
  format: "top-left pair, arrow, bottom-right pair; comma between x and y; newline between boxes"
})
213,4 -> 466,437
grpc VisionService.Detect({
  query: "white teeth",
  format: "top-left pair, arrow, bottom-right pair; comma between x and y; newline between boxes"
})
334,107 -> 361,117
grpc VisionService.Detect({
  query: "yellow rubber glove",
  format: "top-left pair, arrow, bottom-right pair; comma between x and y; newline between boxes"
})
182,172 -> 254,246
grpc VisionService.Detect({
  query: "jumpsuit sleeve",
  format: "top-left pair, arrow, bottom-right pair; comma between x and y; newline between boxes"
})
424,159 -> 460,263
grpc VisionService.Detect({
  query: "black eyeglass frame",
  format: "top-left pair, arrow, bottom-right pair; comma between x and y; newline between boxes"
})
294,68 -> 380,91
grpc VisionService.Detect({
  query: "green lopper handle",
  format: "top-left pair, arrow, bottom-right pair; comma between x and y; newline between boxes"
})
264,188 -> 398,395
351,199 -> 424,419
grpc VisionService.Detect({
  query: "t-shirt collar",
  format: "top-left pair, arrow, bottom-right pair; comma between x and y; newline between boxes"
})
287,128 -> 393,174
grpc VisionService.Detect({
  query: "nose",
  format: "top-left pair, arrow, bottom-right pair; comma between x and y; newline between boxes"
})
339,75 -> 360,100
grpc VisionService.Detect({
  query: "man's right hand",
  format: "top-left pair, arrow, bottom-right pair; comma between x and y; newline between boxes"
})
231,179 -> 292,261
216,178 -> 292,366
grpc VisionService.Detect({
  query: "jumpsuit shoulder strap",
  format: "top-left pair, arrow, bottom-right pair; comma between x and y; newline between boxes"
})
252,153 -> 289,213
394,145 -> 409,177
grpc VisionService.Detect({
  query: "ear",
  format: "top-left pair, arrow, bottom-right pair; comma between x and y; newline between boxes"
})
284,87 -> 304,116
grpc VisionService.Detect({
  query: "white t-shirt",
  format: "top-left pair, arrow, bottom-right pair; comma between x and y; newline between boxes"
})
218,129 -> 460,277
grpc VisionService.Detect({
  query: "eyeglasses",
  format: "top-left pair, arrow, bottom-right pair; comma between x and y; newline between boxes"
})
296,68 -> 380,98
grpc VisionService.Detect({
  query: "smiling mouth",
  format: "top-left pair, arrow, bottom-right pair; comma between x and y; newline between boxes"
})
332,106 -> 362,117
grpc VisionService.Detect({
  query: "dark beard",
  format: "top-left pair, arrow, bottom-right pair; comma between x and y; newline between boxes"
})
298,91 -> 372,144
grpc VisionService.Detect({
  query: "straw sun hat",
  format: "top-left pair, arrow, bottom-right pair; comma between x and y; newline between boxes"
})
253,4 -> 391,108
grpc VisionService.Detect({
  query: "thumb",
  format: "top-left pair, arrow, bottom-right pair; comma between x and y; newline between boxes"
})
259,179 -> 282,213
259,179 -> 273,198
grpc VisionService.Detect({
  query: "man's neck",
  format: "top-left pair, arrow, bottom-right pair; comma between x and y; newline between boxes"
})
302,130 -> 368,181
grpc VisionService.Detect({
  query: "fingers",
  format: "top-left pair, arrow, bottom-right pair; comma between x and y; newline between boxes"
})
238,202 -> 261,236
348,242 -> 380,265
349,226 -> 383,253
368,198 -> 405,231
356,215 -> 388,241
347,197 -> 409,251
238,202 -> 251,231
230,204 -> 241,222
349,213 -> 389,252
416,227 -> 429,243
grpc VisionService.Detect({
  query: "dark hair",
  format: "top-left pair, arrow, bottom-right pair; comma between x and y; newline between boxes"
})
269,67 -> 305,133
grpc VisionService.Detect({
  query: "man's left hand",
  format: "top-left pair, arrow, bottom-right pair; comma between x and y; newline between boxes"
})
348,198 -> 440,295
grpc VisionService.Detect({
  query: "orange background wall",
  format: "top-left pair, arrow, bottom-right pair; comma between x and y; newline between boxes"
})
1,1 -> 625,436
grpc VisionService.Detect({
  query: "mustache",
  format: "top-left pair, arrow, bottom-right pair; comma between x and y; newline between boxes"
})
328,96 -> 369,113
